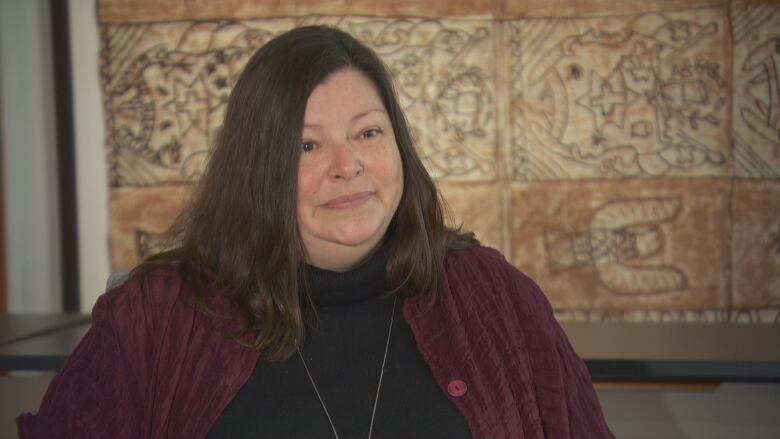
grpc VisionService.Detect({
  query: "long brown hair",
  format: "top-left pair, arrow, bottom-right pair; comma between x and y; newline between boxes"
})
139,26 -> 477,360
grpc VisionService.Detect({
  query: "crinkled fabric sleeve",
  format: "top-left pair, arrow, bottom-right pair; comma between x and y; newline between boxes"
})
16,293 -> 145,438
515,269 -> 614,439
551,319 -> 615,439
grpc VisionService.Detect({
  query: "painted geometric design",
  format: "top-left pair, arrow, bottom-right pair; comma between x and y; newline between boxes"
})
101,20 -> 295,187
544,197 -> 687,295
98,2 -> 780,324
508,8 -> 731,180
554,308 -> 780,323
732,4 -> 780,179
109,185 -> 194,269
101,17 -> 497,187
97,0 -> 499,23
337,18 -> 498,181
729,308 -> 780,324
510,179 -> 730,311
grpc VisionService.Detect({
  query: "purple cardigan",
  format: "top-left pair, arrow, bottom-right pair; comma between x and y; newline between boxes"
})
18,246 -> 613,438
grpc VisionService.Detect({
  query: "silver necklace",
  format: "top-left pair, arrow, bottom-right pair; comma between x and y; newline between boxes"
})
297,296 -> 398,439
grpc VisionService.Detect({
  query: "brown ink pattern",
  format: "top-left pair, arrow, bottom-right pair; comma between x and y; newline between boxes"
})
510,179 -> 731,315
101,17 -> 497,187
543,197 -> 687,296
109,185 -> 193,269
553,308 -> 779,323
98,3 -> 780,323
732,4 -> 780,179
102,20 -> 296,187
342,18 -> 499,181
508,8 -> 731,180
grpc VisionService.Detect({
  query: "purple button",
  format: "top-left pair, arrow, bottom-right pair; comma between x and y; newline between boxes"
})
447,379 -> 467,397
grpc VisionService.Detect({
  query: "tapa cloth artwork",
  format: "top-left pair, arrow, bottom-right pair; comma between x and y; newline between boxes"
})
98,0 -> 780,323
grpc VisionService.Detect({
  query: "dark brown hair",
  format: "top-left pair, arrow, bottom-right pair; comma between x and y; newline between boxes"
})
140,26 -> 477,360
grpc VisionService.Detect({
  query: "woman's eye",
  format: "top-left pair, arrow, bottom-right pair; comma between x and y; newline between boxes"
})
360,128 -> 380,139
300,141 -> 316,153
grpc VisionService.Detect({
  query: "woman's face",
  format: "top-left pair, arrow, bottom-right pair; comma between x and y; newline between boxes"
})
296,68 -> 404,271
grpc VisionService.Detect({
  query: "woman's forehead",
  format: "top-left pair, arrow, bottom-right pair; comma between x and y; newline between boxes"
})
303,69 -> 387,125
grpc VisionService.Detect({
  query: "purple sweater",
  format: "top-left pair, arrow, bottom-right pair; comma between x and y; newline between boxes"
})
18,246 -> 613,438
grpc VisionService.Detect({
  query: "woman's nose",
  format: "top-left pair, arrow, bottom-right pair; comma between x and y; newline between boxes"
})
328,141 -> 363,180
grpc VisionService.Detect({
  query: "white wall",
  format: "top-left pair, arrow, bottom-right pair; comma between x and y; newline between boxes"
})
0,0 -> 62,312
0,0 -> 109,313
68,0 -> 109,310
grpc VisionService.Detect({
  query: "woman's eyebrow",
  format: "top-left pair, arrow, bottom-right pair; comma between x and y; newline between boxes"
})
351,108 -> 387,123
303,108 -> 387,130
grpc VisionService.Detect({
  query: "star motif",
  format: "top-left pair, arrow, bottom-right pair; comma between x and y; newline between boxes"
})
163,76 -> 210,137
576,70 -> 639,130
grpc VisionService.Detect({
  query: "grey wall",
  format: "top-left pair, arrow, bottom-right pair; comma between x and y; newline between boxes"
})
0,373 -> 55,436
599,384 -> 780,438
0,0 -> 63,313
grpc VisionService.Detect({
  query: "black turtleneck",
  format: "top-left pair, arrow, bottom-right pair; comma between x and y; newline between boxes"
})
207,243 -> 471,438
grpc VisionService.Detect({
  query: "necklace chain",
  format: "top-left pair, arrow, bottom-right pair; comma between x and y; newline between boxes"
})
297,296 -> 398,439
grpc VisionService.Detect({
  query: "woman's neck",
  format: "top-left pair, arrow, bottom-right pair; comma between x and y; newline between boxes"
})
305,239 -> 383,272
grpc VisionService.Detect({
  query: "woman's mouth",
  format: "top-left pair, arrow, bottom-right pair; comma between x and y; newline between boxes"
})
324,192 -> 373,209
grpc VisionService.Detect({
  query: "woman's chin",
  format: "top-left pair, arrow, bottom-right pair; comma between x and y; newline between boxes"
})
328,220 -> 387,247
331,231 -> 382,249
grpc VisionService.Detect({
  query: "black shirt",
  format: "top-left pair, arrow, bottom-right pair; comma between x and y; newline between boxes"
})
208,244 -> 471,438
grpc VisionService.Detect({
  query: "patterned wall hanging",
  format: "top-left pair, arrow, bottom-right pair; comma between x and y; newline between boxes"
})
98,0 -> 780,323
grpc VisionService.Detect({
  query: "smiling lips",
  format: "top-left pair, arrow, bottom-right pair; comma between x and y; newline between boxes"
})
323,191 -> 373,209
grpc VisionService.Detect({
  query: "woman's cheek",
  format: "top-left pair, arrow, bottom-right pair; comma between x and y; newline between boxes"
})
297,157 -> 319,184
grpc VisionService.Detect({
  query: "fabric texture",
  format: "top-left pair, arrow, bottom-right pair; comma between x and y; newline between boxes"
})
17,246 -> 613,438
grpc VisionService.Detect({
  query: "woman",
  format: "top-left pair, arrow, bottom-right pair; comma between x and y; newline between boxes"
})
19,26 -> 613,438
